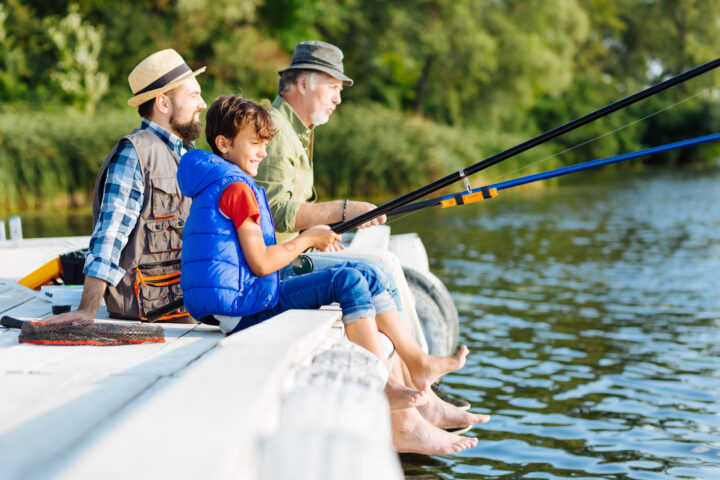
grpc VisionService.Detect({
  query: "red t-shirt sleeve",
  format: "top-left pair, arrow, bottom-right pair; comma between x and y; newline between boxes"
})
218,182 -> 260,229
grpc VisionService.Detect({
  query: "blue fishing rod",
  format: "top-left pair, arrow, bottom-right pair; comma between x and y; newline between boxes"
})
331,56 -> 720,234
387,132 -> 720,215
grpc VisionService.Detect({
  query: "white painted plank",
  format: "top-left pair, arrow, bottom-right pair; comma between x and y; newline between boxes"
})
0,236 -> 90,279
260,430 -> 403,480
0,372 -> 159,480
0,323 -> 219,375
389,233 -> 430,272
47,309 -> 341,480
349,224 -> 391,250
0,286 -> 33,315
1,296 -> 53,319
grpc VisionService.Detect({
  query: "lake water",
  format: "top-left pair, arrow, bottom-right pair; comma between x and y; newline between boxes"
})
391,169 -> 720,479
5,169 -> 720,479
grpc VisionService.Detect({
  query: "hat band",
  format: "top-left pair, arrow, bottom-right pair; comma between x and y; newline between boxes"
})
290,55 -> 344,73
134,63 -> 192,96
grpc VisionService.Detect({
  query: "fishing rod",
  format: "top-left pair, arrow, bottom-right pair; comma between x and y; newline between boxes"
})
331,56 -> 720,234
387,132 -> 720,216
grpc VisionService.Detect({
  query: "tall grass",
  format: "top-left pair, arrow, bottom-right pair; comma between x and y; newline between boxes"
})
0,109 -> 137,210
314,103 -> 560,199
0,103 -> 561,212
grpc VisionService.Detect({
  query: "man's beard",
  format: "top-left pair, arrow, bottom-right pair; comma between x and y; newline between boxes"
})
310,109 -> 331,126
170,113 -> 203,142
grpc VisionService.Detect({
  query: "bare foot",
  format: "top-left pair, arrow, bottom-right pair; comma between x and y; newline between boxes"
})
418,388 -> 490,429
392,408 -> 477,455
407,345 -> 470,391
385,379 -> 429,410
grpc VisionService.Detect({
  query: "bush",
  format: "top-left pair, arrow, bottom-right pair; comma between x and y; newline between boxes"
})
0,103 -> 562,211
314,103 -> 560,199
0,108 -> 137,210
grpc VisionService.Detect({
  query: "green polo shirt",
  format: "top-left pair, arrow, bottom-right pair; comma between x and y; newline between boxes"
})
255,95 -> 318,242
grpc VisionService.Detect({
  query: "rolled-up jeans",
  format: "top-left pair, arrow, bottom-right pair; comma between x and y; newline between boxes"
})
280,252 -> 403,313
231,261 -> 396,334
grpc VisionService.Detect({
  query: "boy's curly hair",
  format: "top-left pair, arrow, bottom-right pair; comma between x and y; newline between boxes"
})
205,95 -> 277,156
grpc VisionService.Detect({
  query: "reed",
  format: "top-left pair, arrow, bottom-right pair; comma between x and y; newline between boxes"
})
0,109 -> 137,211
0,104 -> 558,211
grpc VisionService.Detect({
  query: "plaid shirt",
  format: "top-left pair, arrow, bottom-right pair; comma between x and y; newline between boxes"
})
84,119 -> 187,286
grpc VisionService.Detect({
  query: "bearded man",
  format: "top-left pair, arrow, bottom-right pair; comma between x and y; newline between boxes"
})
42,49 -> 206,325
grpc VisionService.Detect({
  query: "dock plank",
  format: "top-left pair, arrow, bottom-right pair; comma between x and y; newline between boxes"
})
0,323 -> 220,375
47,309 -> 341,480
0,236 -> 90,279
0,326 -> 224,480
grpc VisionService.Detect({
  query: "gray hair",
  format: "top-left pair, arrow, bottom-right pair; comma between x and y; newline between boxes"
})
278,69 -> 318,95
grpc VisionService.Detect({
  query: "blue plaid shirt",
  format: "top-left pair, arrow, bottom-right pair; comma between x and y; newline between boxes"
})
84,119 -> 188,286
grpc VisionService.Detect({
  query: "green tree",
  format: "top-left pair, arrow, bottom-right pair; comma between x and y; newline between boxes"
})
45,4 -> 108,111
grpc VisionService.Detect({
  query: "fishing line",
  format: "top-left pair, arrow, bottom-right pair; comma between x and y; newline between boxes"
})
376,80 -> 720,227
380,81 -> 720,224
332,56 -> 720,233
487,81 -> 720,185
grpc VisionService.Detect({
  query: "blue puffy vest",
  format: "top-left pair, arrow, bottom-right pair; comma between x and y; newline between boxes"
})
178,149 -> 279,321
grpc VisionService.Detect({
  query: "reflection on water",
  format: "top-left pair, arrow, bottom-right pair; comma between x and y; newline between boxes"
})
393,169 -> 720,479
7,170 -> 720,479
0,208 -> 94,239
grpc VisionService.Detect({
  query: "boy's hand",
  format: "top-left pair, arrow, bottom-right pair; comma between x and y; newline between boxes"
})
301,225 -> 342,251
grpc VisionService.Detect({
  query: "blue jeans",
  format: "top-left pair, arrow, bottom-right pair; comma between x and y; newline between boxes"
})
232,261 -> 395,334
280,252 -> 403,312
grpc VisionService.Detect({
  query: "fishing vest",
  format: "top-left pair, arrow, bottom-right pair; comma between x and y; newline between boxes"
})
92,129 -> 192,322
179,150 -> 280,321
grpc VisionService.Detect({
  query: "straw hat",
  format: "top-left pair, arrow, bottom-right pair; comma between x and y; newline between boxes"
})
127,49 -> 205,107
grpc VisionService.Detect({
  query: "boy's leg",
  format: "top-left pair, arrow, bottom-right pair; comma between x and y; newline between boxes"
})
341,263 -> 469,391
269,268 -> 390,362
286,250 -> 429,352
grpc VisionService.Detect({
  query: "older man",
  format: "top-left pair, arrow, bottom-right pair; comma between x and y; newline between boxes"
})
255,40 -> 425,345
256,41 -> 486,455
42,49 -> 207,325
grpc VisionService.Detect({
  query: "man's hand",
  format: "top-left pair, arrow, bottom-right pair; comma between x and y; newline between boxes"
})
36,275 -> 108,327
345,201 -> 387,229
37,309 -> 94,327
321,240 -> 345,252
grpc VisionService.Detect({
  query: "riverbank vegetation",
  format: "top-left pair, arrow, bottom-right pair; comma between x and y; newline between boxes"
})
2,0 -> 720,211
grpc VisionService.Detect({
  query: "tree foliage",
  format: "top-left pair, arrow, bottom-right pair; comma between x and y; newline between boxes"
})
2,0 -> 720,209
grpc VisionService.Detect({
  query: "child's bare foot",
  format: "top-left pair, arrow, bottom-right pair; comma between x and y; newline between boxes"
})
385,379 -> 429,410
418,388 -> 490,429
392,407 -> 477,455
407,345 -> 470,391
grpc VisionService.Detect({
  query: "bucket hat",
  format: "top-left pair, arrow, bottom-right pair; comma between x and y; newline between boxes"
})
127,49 -> 205,106
278,41 -> 353,86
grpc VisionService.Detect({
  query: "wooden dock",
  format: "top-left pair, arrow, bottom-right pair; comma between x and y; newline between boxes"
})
0,232 -> 404,479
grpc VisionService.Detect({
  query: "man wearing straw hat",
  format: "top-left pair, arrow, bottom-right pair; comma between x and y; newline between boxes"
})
42,49 -> 206,326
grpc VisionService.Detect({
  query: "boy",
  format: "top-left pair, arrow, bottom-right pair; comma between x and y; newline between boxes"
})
178,95 -> 470,401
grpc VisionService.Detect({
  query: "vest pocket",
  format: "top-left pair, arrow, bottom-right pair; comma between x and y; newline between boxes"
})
146,218 -> 183,252
133,262 -> 188,322
151,176 -> 181,218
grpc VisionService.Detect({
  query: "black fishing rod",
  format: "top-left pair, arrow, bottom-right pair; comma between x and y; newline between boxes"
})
331,56 -> 720,234
387,132 -> 720,216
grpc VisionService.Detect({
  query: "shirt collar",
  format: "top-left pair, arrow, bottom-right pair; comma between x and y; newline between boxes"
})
272,95 -> 313,138
140,117 -> 191,157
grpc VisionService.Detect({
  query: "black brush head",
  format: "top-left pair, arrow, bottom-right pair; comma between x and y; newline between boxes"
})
16,321 -> 165,346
